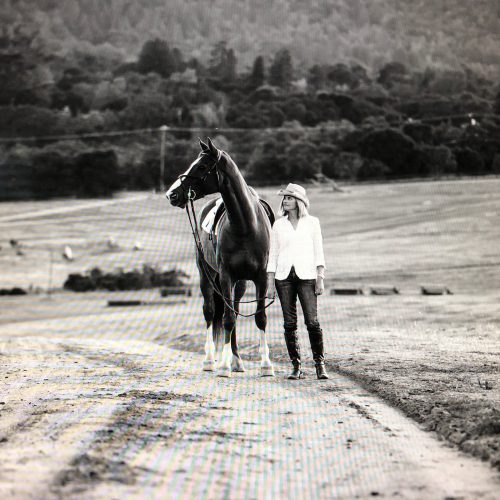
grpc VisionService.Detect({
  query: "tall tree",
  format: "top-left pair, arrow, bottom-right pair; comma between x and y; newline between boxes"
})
250,55 -> 265,88
137,38 -> 177,78
208,41 -> 237,83
307,64 -> 326,91
269,48 -> 293,90
0,26 -> 53,106
171,47 -> 186,73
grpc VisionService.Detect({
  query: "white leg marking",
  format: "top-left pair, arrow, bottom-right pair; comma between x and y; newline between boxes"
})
259,329 -> 274,377
217,343 -> 232,378
203,324 -> 216,372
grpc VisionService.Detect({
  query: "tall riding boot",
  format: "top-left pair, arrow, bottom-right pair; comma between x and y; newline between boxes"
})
284,330 -> 302,380
309,329 -> 329,380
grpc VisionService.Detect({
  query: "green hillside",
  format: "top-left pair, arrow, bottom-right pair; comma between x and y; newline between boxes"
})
2,0 -> 500,77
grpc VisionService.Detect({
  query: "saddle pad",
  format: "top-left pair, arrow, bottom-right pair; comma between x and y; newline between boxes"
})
201,197 -> 223,234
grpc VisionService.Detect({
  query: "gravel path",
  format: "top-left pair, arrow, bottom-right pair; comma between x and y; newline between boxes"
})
1,333 -> 498,499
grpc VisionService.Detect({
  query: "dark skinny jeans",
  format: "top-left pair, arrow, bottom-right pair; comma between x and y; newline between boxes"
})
275,267 -> 324,363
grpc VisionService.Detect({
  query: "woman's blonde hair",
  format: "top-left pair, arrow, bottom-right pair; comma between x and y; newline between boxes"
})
279,197 -> 309,218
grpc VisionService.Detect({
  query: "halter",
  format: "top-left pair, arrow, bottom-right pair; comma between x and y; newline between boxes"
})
181,154 -> 275,318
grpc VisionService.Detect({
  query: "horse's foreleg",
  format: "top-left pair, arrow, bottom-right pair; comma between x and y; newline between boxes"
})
218,329 -> 234,378
217,277 -> 235,378
201,277 -> 216,372
231,280 -> 246,373
203,324 -> 216,372
255,277 -> 274,377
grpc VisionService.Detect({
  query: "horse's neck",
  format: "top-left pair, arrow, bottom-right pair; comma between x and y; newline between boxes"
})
218,154 -> 258,234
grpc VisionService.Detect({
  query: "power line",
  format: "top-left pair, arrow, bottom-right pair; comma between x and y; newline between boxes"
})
0,113 -> 496,144
0,125 -> 333,143
0,127 -> 157,143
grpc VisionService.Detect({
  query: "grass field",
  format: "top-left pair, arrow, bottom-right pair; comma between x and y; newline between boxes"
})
0,178 -> 499,469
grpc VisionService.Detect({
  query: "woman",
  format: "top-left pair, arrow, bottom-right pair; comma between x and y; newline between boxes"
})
266,183 -> 329,380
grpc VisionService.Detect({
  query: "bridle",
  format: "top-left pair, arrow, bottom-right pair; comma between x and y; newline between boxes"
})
180,154 -> 275,318
176,154 -> 219,202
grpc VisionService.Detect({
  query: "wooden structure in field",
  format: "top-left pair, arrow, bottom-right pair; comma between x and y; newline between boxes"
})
0,160 -> 34,200
330,287 -> 364,295
420,285 -> 453,295
370,286 -> 400,295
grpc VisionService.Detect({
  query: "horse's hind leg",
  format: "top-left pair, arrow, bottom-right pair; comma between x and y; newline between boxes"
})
255,274 -> 274,377
231,280 -> 246,373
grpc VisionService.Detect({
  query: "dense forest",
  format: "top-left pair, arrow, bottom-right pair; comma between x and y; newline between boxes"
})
0,1 -> 499,199
2,0 -> 500,77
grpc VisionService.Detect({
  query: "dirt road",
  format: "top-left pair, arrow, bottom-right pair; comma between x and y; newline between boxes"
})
1,308 -> 498,499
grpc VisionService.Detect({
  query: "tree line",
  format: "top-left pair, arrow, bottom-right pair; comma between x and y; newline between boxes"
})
0,34 -> 499,199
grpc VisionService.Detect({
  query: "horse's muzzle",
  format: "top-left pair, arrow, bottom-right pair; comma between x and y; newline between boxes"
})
166,191 -> 179,204
166,190 -> 186,208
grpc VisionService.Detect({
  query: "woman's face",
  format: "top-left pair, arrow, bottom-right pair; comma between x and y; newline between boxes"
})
283,195 -> 298,211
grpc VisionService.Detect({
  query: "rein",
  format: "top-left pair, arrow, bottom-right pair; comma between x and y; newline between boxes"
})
184,190 -> 275,318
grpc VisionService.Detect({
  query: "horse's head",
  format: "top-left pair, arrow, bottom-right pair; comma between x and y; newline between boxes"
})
166,137 -> 221,208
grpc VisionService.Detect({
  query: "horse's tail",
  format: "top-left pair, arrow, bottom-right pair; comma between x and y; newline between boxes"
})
212,278 -> 224,355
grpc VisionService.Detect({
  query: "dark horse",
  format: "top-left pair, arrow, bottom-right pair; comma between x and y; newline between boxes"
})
166,138 -> 275,378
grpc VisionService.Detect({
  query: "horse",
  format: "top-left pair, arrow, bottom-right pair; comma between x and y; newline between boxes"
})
166,138 -> 275,378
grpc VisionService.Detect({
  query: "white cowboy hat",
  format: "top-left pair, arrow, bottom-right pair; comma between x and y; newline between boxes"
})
277,183 -> 310,209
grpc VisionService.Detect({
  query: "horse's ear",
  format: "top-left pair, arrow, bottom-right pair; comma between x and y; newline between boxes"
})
199,138 -> 208,151
207,137 -> 218,156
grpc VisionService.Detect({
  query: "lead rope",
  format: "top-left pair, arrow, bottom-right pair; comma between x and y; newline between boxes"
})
185,192 -> 275,318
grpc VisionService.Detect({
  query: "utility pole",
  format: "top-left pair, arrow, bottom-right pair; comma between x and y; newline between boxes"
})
159,125 -> 168,192
47,248 -> 53,300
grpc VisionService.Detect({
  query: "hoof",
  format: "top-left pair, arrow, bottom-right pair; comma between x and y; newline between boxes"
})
217,367 -> 232,378
231,358 -> 246,372
202,359 -> 216,372
260,365 -> 275,377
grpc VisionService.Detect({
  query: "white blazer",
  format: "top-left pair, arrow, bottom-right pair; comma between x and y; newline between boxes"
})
267,215 -> 326,280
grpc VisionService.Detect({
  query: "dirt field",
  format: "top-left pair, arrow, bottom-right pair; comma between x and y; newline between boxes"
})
0,178 -> 499,497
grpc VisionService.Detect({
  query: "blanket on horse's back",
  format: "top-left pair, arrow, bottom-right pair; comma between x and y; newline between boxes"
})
199,194 -> 275,272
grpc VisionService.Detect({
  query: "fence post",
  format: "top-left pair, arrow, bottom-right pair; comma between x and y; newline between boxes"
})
159,125 -> 169,192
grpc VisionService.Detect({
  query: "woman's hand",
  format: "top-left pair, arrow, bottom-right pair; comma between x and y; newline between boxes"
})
315,276 -> 324,296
